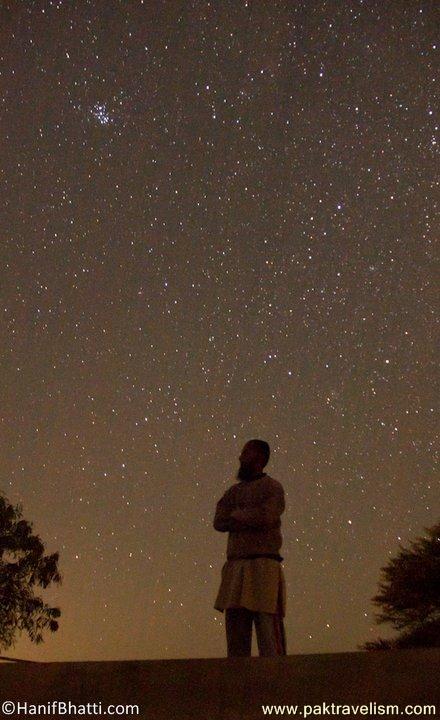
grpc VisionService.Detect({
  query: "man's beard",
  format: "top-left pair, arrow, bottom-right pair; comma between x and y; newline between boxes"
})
237,462 -> 261,482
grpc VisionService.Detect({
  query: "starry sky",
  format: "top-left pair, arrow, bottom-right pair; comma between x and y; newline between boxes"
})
1,0 -> 438,662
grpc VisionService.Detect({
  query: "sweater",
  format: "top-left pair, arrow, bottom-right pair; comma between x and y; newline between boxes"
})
213,473 -> 285,560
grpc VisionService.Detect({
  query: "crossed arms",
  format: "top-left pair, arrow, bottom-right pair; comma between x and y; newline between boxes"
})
213,485 -> 285,533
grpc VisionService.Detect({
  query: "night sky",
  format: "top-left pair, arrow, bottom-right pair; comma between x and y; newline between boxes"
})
1,0 -> 438,661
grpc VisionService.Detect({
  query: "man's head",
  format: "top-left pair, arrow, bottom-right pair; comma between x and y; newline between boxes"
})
236,439 -> 270,482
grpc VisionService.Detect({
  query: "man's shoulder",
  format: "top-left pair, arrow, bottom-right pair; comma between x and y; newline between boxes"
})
263,474 -> 284,493
223,474 -> 284,494
222,481 -> 240,497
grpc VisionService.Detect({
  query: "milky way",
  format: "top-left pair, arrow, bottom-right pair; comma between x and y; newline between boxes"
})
1,0 -> 438,661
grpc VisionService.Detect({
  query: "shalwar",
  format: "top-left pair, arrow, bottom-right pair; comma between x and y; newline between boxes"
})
214,555 -> 287,657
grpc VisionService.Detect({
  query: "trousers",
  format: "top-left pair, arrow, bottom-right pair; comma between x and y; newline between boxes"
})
225,606 -> 287,657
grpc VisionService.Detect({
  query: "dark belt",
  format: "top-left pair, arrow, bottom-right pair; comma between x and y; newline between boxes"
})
230,553 -> 283,562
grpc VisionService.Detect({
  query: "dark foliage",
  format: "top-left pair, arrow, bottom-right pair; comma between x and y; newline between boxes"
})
359,522 -> 440,650
0,494 -> 62,651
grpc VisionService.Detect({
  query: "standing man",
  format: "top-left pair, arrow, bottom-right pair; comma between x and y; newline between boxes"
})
213,439 -> 287,657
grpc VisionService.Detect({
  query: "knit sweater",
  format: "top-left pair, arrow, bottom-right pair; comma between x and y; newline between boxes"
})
213,473 -> 285,560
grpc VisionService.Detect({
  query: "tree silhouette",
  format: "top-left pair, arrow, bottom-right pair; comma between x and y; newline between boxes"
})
359,521 -> 440,650
0,493 -> 62,652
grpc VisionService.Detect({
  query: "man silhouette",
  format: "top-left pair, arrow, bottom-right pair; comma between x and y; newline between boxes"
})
213,439 -> 287,657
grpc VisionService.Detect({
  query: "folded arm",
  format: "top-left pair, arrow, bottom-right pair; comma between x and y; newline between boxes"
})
213,485 -> 285,532
213,491 -> 247,532
229,486 -> 285,529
